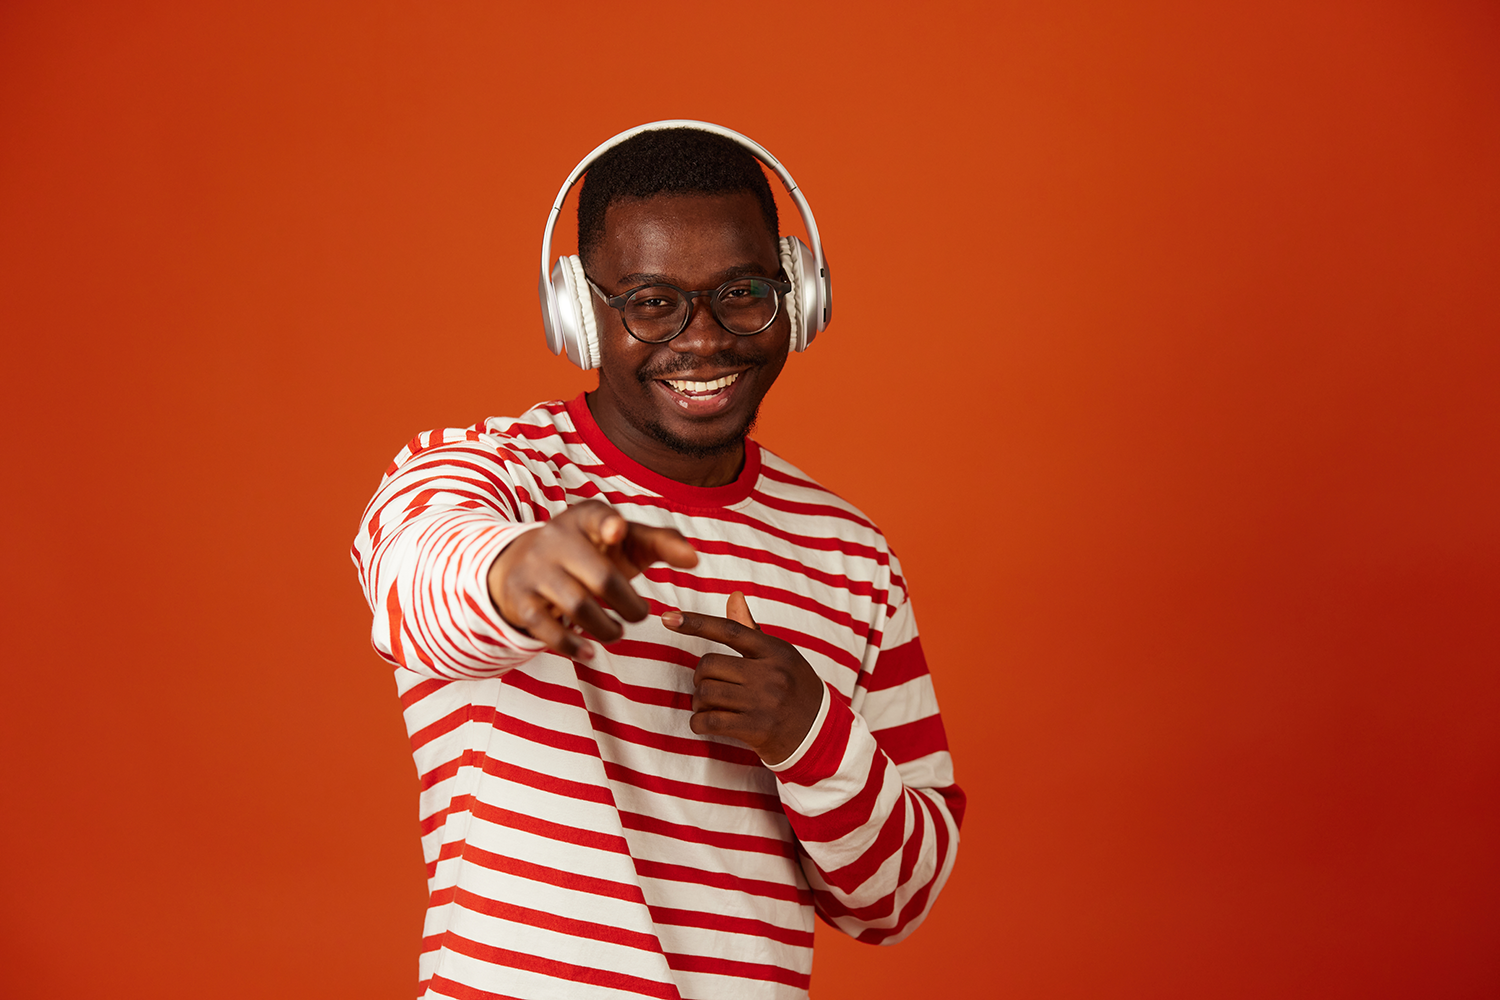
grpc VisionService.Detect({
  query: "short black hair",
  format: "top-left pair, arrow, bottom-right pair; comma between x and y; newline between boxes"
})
577,127 -> 780,269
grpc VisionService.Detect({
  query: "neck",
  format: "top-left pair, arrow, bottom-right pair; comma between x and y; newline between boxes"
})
584,392 -> 747,488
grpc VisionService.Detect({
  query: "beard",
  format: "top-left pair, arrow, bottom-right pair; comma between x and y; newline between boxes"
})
639,401 -> 762,459
632,347 -> 765,458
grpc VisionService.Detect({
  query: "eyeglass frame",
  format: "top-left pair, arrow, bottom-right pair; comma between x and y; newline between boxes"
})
585,273 -> 794,344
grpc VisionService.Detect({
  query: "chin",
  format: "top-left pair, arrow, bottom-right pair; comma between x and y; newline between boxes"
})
644,407 -> 760,460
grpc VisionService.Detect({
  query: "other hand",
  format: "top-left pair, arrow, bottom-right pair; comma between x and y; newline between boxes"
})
662,592 -> 824,766
488,499 -> 698,660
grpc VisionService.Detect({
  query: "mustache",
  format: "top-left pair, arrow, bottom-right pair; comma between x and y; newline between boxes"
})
636,350 -> 762,383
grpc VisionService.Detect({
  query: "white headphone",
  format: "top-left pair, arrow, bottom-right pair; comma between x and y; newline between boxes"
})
537,120 -> 832,370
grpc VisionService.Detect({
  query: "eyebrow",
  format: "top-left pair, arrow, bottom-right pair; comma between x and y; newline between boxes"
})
613,262 -> 775,289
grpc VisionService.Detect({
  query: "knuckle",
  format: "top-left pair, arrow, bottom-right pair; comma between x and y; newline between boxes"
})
692,711 -> 732,737
555,588 -> 587,617
576,562 -> 613,594
516,604 -> 552,629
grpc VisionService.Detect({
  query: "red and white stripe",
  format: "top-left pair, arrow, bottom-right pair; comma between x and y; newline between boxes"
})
353,395 -> 965,999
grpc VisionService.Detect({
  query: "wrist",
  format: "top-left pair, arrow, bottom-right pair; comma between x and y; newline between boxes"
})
485,523 -> 547,638
763,683 -> 832,770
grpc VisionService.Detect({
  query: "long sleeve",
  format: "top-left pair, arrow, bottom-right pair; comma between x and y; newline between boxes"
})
350,427 -> 547,680
767,580 -> 965,945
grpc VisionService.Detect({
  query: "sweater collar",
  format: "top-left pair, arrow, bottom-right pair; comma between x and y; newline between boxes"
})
565,393 -> 761,509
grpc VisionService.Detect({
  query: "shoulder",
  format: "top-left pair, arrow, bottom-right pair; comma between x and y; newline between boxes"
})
752,444 -> 886,540
750,444 -> 909,596
476,399 -> 579,455
383,400 -> 576,479
749,444 -> 916,632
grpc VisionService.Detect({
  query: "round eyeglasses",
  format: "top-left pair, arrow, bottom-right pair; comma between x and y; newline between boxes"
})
587,274 -> 794,344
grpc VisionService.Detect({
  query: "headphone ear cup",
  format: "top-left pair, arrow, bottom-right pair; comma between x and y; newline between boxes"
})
550,255 -> 601,370
777,237 -> 802,350
779,236 -> 820,352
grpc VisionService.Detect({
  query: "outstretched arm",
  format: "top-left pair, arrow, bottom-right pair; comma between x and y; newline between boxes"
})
353,431 -> 695,680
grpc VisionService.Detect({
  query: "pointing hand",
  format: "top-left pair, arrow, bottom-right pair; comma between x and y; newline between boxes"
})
488,499 -> 698,660
662,592 -> 825,765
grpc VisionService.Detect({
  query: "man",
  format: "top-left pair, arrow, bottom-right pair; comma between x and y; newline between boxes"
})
353,124 -> 964,1000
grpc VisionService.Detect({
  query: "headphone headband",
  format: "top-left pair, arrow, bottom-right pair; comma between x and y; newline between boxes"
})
537,120 -> 831,368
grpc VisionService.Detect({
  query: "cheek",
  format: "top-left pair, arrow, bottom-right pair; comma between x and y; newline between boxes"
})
761,321 -> 793,372
596,338 -> 663,393
761,354 -> 789,390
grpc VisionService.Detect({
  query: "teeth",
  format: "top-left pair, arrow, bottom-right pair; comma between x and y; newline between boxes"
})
665,373 -> 740,394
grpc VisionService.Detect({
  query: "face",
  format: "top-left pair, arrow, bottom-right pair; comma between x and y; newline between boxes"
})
585,191 -> 790,482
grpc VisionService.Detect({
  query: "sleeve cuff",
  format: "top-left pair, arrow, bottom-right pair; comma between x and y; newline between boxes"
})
764,682 -> 832,773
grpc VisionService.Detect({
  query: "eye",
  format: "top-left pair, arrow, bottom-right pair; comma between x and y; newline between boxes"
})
718,279 -> 771,305
626,286 -> 684,313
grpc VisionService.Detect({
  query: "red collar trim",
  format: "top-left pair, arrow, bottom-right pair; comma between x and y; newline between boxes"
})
565,393 -> 761,509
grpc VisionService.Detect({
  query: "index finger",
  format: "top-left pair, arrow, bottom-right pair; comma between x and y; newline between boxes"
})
659,609 -> 767,656
620,523 -> 699,573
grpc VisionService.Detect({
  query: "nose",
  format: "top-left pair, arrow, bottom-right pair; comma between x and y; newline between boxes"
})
668,294 -> 741,356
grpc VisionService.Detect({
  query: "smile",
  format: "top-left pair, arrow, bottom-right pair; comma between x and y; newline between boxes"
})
660,372 -> 740,398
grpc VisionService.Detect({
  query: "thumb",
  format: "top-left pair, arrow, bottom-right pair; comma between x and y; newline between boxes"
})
726,591 -> 759,630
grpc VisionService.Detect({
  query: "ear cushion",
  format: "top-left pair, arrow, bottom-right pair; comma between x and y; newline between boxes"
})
778,237 -> 805,351
561,254 -> 600,370
779,236 -> 824,352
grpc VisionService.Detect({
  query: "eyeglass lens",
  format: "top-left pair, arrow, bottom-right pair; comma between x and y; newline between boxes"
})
622,278 -> 781,342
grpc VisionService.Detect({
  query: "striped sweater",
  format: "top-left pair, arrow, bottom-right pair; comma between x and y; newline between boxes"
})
352,394 -> 964,1000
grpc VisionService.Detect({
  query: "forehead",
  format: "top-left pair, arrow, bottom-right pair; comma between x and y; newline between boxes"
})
594,191 -> 779,285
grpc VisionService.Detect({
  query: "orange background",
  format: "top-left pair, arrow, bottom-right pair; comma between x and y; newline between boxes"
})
3,2 -> 1498,997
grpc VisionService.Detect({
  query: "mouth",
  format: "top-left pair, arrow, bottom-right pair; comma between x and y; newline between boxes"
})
653,370 -> 746,414
660,372 -> 740,397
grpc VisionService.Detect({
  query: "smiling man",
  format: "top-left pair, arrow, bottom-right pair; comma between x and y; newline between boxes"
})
353,124 -> 964,1000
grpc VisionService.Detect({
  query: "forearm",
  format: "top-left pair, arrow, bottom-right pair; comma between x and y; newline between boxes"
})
362,512 -> 544,679
351,435 -> 546,679
769,685 -> 963,943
